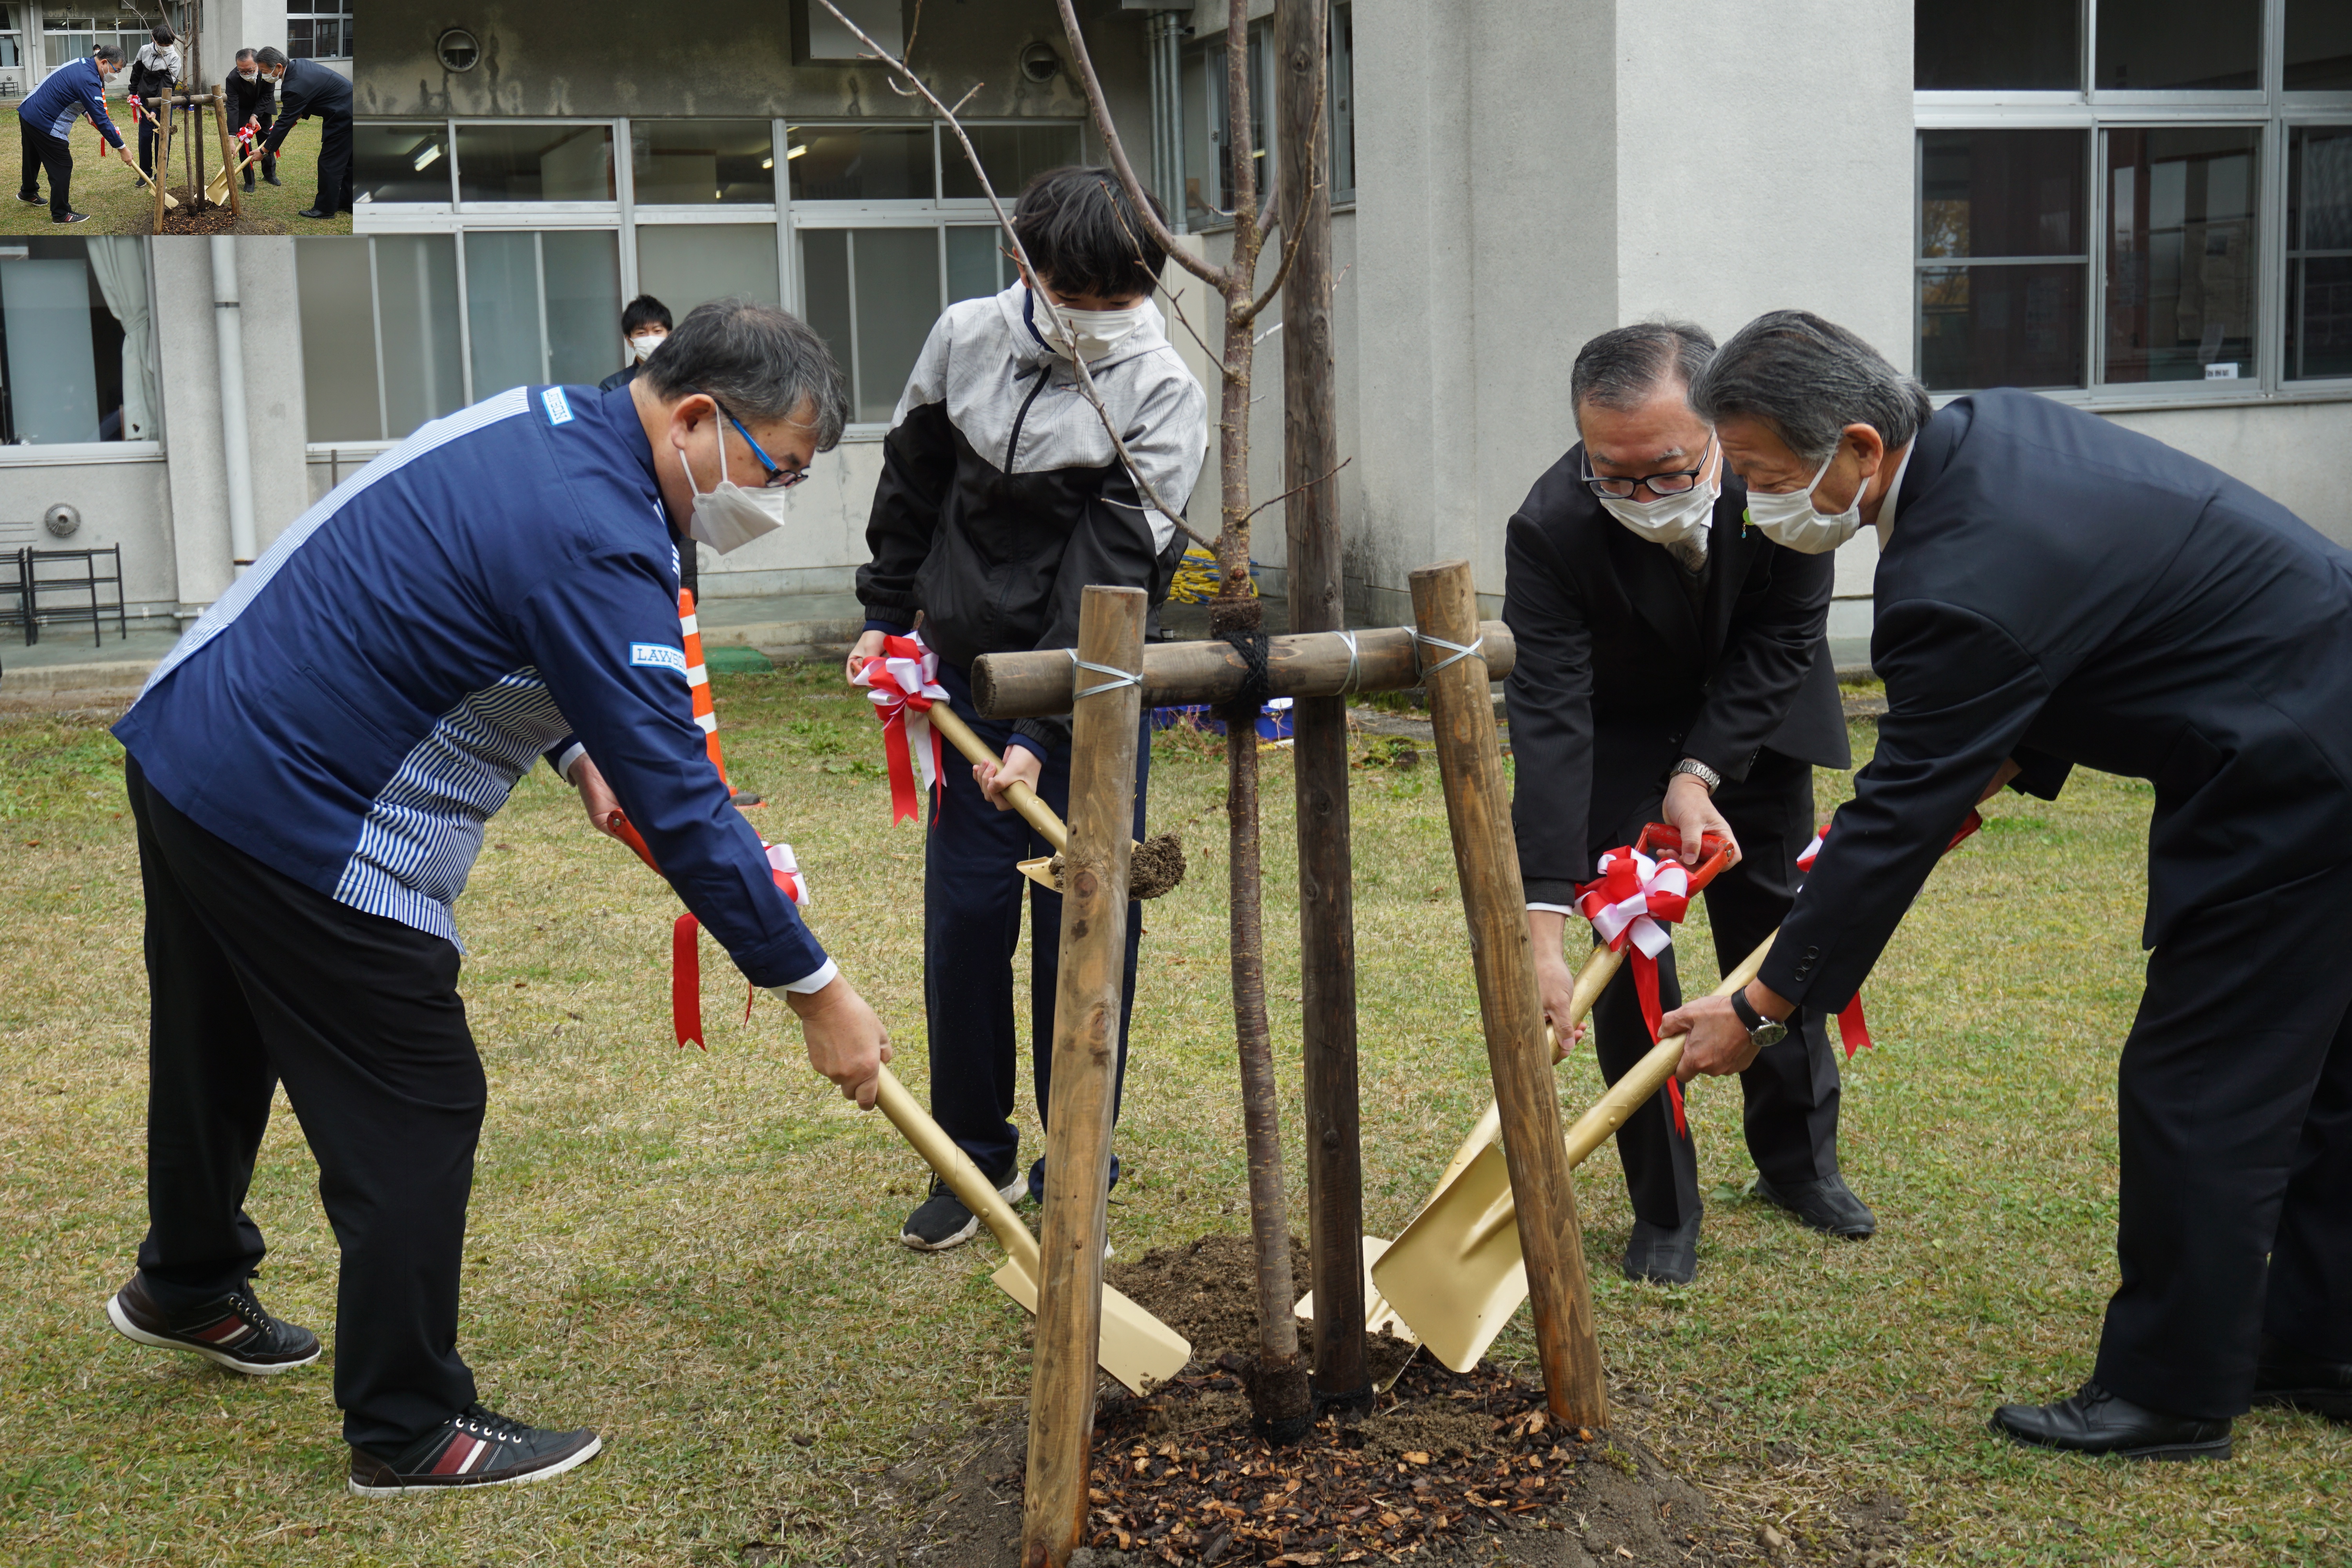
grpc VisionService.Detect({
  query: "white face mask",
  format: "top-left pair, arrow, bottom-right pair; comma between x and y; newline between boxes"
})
1594,440 -> 1719,550
1744,450 -> 1866,554
629,332 -> 666,363
679,418 -> 786,554
1032,288 -> 1150,362
240,69 -> 256,80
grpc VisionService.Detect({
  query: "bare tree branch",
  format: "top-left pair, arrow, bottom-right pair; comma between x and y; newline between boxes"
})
1243,65 -> 1327,321
1240,455 -> 1352,524
814,0 -> 1215,553
882,0 -> 928,95
1050,0 -> 1223,287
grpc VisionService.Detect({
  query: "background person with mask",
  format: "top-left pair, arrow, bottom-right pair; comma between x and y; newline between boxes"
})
16,43 -> 130,224
103,298 -> 891,1497
224,48 -> 279,190
600,295 -> 674,393
1504,321 -> 1858,1286
849,165 -> 1207,1252
124,24 -> 180,180
252,45 -> 349,218
1668,307 -> 2352,1460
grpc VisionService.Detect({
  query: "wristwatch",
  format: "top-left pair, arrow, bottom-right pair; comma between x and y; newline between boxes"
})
1670,757 -> 1722,793
1727,988 -> 1789,1049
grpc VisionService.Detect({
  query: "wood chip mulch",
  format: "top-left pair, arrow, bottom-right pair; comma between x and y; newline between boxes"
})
1013,1358 -> 1602,1565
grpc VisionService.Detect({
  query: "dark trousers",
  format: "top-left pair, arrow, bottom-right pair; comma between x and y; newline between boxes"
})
125,757 -> 483,1453
242,113 -> 276,185
314,110 -> 352,212
2093,858 -> 2352,1419
137,115 -> 160,178
923,661 -> 1148,1193
18,123 -> 72,220
1588,746 -> 1842,1229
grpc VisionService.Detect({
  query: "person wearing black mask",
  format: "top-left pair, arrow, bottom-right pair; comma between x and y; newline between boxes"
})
224,49 -> 280,190
252,46 -> 350,219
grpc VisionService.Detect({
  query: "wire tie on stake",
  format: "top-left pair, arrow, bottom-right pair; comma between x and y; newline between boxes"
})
1335,629 -> 1363,696
1067,648 -> 1143,702
1410,628 -> 1486,679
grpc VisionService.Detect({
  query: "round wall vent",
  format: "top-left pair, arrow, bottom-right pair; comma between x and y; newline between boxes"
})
42,503 -> 80,538
437,29 -> 480,72
1020,40 -> 1062,83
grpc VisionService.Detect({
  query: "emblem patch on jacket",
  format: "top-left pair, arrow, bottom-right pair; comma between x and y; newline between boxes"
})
630,642 -> 686,674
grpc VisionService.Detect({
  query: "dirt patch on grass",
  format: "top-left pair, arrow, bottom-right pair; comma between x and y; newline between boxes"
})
140,187 -> 290,234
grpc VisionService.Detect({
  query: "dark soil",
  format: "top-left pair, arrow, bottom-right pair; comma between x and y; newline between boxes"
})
1045,830 -> 1189,901
147,186 -> 288,234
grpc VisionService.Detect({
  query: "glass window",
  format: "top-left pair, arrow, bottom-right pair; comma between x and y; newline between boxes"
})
2286,0 -> 2352,92
1915,0 -> 2078,91
786,125 -> 935,201
463,231 -> 621,397
2096,0 -> 2260,91
940,124 -> 1085,201
289,5 -> 352,60
1330,2 -> 1355,198
637,224 -> 782,319
800,228 -> 943,424
0,4 -> 24,70
1185,22 -> 1276,224
297,236 -> 466,442
355,122 -> 453,204
0,240 -> 152,445
1917,130 -> 2089,391
2287,126 -> 2352,380
631,120 -> 777,205
946,224 -> 1013,303
2105,127 -> 2261,383
455,123 -> 615,202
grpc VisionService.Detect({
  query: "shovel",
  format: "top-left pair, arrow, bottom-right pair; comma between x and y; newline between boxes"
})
925,702 -> 1184,899
206,145 -> 264,204
121,152 -> 180,210
1370,927 -> 1779,1374
871,1065 -> 1191,1396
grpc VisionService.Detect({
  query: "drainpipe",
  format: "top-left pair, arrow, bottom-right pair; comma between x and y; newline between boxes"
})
210,236 -> 258,575
1147,11 -> 1185,230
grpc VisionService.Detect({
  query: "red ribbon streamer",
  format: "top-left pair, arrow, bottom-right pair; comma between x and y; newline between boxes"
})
608,810 -> 809,1048
1575,831 -> 1720,1138
852,633 -> 949,825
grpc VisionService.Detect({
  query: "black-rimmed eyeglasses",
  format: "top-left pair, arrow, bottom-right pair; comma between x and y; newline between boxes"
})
1579,433 -> 1714,501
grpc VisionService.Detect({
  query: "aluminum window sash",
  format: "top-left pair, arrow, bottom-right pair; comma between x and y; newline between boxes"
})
367,236 -> 389,441
614,115 -> 637,303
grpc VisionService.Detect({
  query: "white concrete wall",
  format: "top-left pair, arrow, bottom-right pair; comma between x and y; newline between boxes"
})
0,452 -> 176,619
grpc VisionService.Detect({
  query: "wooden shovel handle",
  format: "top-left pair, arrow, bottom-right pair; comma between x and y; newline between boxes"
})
924,702 -> 1069,853
1561,926 -> 1777,1168
872,1065 -> 1042,1272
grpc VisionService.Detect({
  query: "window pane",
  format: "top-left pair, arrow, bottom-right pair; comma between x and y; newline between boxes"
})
543,232 -> 620,386
940,124 -> 1085,200
1915,0 -> 2080,90
0,256 -> 101,443
465,232 -> 547,396
2095,0 -> 2258,90
374,236 -> 465,436
1919,264 -> 2085,390
637,224 -> 783,330
785,126 -> 934,201
295,235 -> 382,441
631,119 -> 777,205
354,122 -> 451,203
799,229 -> 855,406
946,223 -> 1009,303
1920,130 -> 2086,260
2287,0 -> 2352,91
2104,128 -> 2260,384
852,228 -> 941,425
455,124 -> 615,202
2288,127 -> 2352,381
1330,2 -> 1355,196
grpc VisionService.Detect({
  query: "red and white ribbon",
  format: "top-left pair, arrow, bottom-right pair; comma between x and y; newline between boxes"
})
606,808 -> 812,1049
851,632 -> 949,825
1795,809 -> 1984,1059
1576,846 -> 1696,1136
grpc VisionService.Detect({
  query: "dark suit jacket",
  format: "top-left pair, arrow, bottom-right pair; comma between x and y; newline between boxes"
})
1505,446 -> 1850,904
265,58 -> 350,152
598,362 -> 642,394
1767,388 -> 2352,1010
223,71 -> 276,129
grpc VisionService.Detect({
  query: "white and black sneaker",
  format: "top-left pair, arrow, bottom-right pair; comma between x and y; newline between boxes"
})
106,1272 -> 322,1375
348,1403 -> 602,1496
898,1168 -> 1023,1252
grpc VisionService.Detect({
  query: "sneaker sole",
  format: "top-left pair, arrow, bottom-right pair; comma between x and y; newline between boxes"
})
348,1434 -> 604,1497
897,1172 -> 1027,1253
106,1294 -> 321,1376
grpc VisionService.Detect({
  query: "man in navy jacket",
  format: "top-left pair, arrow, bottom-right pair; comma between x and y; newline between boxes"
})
106,300 -> 889,1495
1668,309 -> 2352,1459
16,45 -> 130,223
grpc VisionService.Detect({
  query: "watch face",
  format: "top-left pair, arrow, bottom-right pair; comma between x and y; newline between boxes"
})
1751,1021 -> 1789,1050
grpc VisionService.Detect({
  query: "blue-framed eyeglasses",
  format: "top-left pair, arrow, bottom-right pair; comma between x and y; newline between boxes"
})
695,391 -> 809,490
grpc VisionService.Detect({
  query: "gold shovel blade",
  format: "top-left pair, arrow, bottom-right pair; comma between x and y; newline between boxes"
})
1292,1234 -> 1415,1343
990,1254 -> 1192,1397
1017,854 -> 1061,892
1368,1141 -> 1528,1374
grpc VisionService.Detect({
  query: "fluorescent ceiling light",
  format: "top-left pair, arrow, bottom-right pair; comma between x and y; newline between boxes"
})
412,143 -> 443,171
761,156 -> 774,169
786,144 -> 808,161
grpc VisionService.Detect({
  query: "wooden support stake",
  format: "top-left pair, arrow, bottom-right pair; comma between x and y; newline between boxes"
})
152,98 -> 172,230
1274,0 -> 1367,1413
1410,559 -> 1607,1427
1020,584 -> 1149,1568
215,85 -> 242,218
973,621 -> 1517,719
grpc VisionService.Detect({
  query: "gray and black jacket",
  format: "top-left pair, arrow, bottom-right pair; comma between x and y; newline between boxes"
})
856,281 -> 1208,758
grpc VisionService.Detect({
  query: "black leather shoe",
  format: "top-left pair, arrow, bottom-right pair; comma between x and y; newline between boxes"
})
1750,1172 -> 1876,1238
298,206 -> 332,219
1622,1214 -> 1700,1284
2253,1335 -> 2352,1422
1991,1381 -> 2231,1460
264,172 -> 282,186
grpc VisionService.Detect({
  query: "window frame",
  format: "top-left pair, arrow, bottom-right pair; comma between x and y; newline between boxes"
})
286,1 -> 353,62
1915,0 -> 2352,406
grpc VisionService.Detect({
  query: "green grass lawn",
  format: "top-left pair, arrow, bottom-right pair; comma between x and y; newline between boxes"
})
0,667 -> 2343,1566
2,98 -> 348,235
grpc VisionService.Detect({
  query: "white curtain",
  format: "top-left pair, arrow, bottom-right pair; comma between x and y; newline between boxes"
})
86,238 -> 160,443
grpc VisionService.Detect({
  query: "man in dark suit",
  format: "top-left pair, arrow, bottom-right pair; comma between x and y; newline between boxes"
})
254,47 -> 350,218
1506,322 -> 1860,1287
224,49 -> 280,191
1670,308 -> 2352,1459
